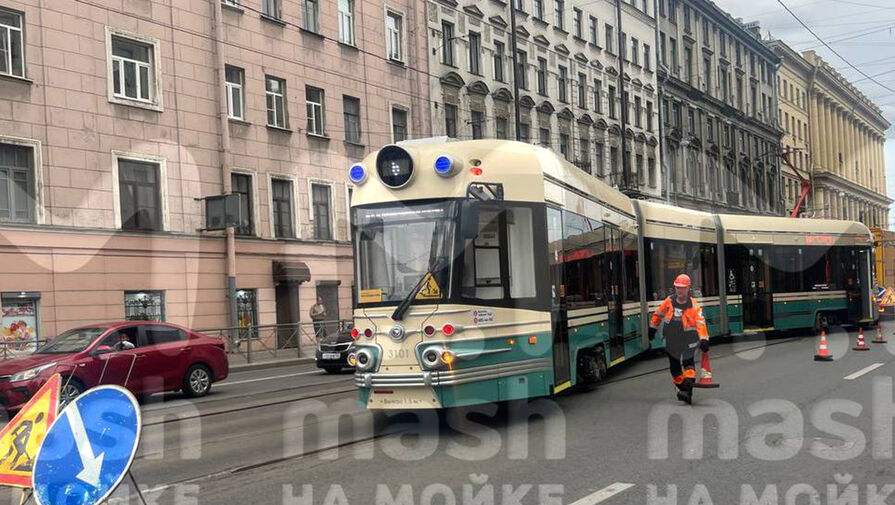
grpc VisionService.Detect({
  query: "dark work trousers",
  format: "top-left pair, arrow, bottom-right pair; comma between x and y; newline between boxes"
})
666,348 -> 696,379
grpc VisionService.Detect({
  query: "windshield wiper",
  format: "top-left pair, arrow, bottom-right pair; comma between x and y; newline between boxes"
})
391,257 -> 446,321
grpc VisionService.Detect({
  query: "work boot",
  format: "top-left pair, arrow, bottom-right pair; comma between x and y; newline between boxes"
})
677,389 -> 693,404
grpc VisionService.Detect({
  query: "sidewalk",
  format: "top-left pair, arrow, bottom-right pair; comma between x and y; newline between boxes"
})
226,346 -> 317,372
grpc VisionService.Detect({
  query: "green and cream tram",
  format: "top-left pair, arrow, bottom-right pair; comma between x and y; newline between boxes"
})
348,139 -> 876,409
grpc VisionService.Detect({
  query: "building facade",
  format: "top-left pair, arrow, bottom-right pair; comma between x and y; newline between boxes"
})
426,0 -> 661,198
799,51 -> 890,227
657,0 -> 781,215
0,0 -> 429,342
768,40 -> 812,216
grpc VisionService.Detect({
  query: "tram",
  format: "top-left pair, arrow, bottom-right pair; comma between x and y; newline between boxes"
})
348,139 -> 876,409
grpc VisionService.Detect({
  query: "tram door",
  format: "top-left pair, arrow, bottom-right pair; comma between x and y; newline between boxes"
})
547,208 -> 571,387
743,246 -> 773,330
846,248 -> 871,321
605,227 -> 625,362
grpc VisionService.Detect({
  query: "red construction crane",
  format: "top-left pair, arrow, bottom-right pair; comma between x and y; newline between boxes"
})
781,149 -> 812,218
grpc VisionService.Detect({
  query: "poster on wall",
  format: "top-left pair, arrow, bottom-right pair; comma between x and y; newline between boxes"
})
1,299 -> 39,355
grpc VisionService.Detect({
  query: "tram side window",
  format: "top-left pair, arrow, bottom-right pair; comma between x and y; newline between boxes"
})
461,205 -> 537,301
650,239 -> 714,300
802,245 -> 835,290
562,211 -> 605,307
621,230 -> 640,302
771,246 -> 804,293
699,244 -> 718,297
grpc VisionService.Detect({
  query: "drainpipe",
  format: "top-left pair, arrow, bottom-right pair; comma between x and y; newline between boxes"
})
212,0 -> 239,336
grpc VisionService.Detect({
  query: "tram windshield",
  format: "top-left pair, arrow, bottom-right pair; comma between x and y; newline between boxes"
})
354,201 -> 457,304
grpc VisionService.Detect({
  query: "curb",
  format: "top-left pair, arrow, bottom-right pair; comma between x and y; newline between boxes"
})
228,357 -> 316,373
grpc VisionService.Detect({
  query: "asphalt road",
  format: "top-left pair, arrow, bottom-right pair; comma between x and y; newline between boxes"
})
11,322 -> 895,505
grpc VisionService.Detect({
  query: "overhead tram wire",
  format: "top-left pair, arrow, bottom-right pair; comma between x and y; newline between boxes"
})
777,0 -> 895,93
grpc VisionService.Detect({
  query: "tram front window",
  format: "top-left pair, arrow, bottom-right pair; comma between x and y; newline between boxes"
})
355,201 -> 457,305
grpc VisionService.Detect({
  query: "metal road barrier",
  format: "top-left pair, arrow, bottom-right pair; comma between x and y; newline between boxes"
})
196,319 -> 355,364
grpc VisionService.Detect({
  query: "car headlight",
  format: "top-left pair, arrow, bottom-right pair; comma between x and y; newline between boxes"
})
10,362 -> 58,382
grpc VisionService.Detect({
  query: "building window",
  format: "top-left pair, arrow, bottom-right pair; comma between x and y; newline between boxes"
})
519,123 -> 530,143
271,179 -> 294,238
539,127 -> 550,148
669,38 -> 677,73
471,110 -> 484,139
343,95 -> 361,143
0,143 -> 35,224
634,96 -> 642,128
589,16 -> 598,45
263,0 -> 282,19
514,0 -> 525,12
555,0 -> 565,30
558,65 -> 568,103
577,72 -> 586,108
608,85 -> 617,119
311,183 -> 332,240
594,141 -> 604,176
110,35 -> 155,103
338,0 -> 355,45
646,101 -> 653,132
534,0 -> 544,20
537,57 -> 547,95
444,103 -> 458,137
644,44 -> 651,71
119,158 -> 162,232
386,10 -> 403,61
593,79 -> 602,113
495,117 -> 508,139
494,41 -> 505,82
124,291 -> 165,321
265,76 -> 288,129
302,0 -> 319,32
631,38 -> 639,65
0,9 -> 24,78
573,8 -> 582,38
516,50 -> 528,89
441,22 -> 455,66
648,158 -> 656,187
578,138 -> 589,172
391,107 -> 408,142
468,31 -> 481,75
559,133 -> 570,159
605,24 -> 614,53
306,86 -> 325,135
225,65 -> 244,121
231,172 -> 254,236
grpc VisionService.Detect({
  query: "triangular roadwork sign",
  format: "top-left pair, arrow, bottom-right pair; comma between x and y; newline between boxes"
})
0,373 -> 60,488
416,273 -> 442,299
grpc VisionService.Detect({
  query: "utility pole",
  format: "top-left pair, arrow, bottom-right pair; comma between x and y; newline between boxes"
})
509,0 -> 522,141
614,0 -> 631,192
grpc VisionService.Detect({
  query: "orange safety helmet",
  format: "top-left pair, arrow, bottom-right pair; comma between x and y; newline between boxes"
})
673,274 -> 692,288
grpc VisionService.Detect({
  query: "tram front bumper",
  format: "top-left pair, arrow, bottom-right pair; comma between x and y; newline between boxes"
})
354,358 -> 553,388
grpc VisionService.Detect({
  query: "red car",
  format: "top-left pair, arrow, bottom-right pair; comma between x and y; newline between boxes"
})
0,321 -> 229,410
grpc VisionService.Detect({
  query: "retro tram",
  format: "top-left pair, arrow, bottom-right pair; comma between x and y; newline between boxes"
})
347,139 -> 876,409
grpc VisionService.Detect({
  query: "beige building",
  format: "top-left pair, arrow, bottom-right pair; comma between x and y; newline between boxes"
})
769,41 -> 890,226
426,0 -> 661,198
0,0 -> 429,342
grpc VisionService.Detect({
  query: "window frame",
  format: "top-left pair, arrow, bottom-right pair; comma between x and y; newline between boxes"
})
306,85 -> 326,136
112,151 -> 168,232
468,31 -> 481,75
230,170 -> 257,236
269,175 -> 297,239
309,180 -> 335,241
493,41 -> 505,82
265,75 -> 289,129
390,104 -> 409,143
385,8 -> 404,63
263,0 -> 282,19
338,0 -> 355,46
225,65 -> 245,121
0,7 -> 25,79
105,28 -> 163,111
342,95 -> 361,144
302,0 -> 320,33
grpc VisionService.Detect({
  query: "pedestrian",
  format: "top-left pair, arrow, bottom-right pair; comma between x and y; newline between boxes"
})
310,296 -> 328,340
648,274 -> 709,404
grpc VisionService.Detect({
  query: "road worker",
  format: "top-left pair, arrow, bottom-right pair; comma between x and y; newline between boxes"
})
648,274 -> 709,404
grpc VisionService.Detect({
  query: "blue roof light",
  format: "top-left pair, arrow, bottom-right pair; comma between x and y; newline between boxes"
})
434,155 -> 454,176
349,164 -> 367,184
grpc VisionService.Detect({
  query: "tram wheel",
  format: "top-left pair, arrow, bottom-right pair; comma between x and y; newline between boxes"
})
575,348 -> 606,391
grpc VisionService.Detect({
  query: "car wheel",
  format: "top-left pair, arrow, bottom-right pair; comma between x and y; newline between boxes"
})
183,364 -> 212,398
60,378 -> 85,406
323,367 -> 342,374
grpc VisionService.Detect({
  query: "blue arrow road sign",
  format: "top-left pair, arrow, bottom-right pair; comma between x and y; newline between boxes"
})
32,385 -> 142,505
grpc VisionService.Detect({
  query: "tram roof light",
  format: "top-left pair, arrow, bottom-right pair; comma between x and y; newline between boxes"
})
349,164 -> 368,184
434,154 -> 461,177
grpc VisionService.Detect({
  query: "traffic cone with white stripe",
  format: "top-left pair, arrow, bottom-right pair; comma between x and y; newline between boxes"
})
814,330 -> 833,361
853,328 -> 871,351
693,351 -> 720,388
873,325 -> 888,344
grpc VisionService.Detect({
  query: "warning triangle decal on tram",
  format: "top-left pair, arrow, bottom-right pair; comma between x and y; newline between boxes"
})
0,373 -> 60,488
416,273 -> 442,299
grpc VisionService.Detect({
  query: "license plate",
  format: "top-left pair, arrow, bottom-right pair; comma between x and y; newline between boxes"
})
322,353 -> 341,360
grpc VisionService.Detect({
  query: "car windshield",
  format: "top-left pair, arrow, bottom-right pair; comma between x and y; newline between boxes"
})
34,327 -> 107,354
354,201 -> 457,304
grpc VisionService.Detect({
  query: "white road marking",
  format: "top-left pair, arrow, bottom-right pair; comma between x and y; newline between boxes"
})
844,363 -> 885,380
567,483 -> 636,505
221,370 -> 324,386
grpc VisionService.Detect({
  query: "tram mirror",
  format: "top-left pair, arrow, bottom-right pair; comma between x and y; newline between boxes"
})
460,201 -> 481,239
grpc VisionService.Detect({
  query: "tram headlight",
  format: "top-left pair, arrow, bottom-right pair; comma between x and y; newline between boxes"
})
421,347 -> 443,370
376,145 -> 414,188
433,155 -> 461,177
355,348 -> 375,371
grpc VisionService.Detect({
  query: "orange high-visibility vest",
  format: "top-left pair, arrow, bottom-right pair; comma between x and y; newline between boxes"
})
649,296 -> 709,340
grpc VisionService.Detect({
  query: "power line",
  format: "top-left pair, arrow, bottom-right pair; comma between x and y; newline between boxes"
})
777,0 -> 895,93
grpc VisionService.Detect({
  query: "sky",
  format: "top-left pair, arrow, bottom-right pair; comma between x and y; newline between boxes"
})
711,0 -> 895,224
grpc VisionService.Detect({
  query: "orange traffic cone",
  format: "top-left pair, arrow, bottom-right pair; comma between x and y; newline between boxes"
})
853,328 -> 871,351
814,331 -> 834,361
693,351 -> 720,388
873,325 -> 888,344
